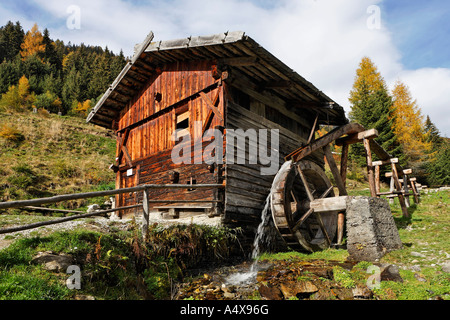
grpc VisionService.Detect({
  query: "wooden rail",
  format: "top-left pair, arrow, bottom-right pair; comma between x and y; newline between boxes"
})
0,183 -> 225,236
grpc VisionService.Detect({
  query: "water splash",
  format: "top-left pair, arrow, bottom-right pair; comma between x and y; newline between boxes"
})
225,161 -> 292,286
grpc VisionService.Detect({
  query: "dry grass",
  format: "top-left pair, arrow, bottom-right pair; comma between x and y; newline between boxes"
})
0,110 -> 116,207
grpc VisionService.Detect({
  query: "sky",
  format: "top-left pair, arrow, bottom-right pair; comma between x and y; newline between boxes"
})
1,0 -> 449,136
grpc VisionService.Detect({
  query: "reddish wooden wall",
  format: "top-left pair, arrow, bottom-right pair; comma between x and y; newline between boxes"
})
115,60 -> 225,213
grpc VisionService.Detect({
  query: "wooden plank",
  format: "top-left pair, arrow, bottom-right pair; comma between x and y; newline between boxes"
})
335,128 -> 379,146
285,123 -> 365,162
371,158 -> 399,166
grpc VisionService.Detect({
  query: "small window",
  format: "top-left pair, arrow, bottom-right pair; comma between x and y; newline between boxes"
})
175,106 -> 190,140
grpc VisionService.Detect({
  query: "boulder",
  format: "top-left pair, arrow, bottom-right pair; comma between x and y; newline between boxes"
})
258,284 -> 283,300
31,251 -> 73,273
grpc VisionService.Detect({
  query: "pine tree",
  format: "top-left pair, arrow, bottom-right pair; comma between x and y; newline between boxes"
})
0,21 -> 25,62
423,116 -> 448,185
391,81 -> 431,173
61,66 -> 81,111
424,115 -> 443,151
20,23 -> 46,61
42,28 -> 61,70
348,57 -> 402,165
0,58 -> 21,93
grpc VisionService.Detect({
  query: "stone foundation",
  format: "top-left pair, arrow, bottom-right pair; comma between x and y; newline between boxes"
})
346,196 -> 402,261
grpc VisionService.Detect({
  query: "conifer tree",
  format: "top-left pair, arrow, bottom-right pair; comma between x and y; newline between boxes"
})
348,57 -> 402,165
0,21 -> 25,62
424,115 -> 443,150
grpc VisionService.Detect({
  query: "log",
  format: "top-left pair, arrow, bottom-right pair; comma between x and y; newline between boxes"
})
0,204 -> 142,235
309,196 -> 348,213
23,206 -> 85,214
0,184 -> 225,210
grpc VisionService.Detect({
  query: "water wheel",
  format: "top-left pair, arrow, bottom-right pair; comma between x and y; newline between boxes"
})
270,160 -> 338,252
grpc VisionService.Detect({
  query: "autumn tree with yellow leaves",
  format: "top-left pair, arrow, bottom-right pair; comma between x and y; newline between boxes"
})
20,23 -> 46,61
390,81 -> 431,173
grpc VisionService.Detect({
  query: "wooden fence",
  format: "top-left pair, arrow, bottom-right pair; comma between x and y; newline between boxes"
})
0,183 -> 224,237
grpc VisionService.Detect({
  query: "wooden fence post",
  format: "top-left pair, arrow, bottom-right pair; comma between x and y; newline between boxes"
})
142,188 -> 150,240
391,163 -> 409,218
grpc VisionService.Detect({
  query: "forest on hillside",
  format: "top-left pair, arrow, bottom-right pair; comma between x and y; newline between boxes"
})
0,21 -> 127,116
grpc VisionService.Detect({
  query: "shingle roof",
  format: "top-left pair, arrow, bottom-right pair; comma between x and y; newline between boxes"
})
87,31 -> 348,129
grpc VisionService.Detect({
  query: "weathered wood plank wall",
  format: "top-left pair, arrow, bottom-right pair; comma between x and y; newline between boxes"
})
223,84 -> 324,228
115,60 -> 225,213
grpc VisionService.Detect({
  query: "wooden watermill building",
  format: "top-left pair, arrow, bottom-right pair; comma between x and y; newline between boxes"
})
87,31 -> 348,229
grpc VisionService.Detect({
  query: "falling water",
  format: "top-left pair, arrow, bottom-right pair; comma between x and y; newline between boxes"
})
225,161 -> 292,286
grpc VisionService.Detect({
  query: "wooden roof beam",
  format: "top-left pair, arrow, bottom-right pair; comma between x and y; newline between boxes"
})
217,56 -> 258,67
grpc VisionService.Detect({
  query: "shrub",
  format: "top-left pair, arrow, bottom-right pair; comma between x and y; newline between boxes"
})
0,124 -> 25,145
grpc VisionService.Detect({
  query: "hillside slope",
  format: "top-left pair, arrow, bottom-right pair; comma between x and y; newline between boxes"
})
0,110 -> 115,209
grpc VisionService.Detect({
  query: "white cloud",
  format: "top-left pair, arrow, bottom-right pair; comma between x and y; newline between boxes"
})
3,0 -> 450,136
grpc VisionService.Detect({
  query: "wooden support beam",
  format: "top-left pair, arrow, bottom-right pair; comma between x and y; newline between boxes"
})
391,163 -> 409,218
403,174 -> 411,208
117,129 -> 133,168
201,86 -> 222,134
410,179 -> 420,204
286,123 -> 365,162
363,138 -> 377,197
372,158 -> 399,166
309,196 -> 348,213
323,144 -> 347,196
375,165 -> 381,195
292,186 -> 333,232
340,143 -> 349,187
335,128 -> 378,146
199,91 -> 224,123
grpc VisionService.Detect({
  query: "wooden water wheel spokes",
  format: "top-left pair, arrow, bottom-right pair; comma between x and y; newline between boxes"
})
271,160 -> 338,252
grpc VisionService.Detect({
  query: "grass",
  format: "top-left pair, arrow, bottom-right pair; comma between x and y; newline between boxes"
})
259,189 -> 450,300
0,110 -> 115,206
0,221 -> 243,300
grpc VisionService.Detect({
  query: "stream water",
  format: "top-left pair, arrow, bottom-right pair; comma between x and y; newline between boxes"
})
225,161 -> 292,286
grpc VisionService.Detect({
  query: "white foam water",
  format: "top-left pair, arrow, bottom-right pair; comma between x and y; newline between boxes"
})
225,161 -> 292,286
